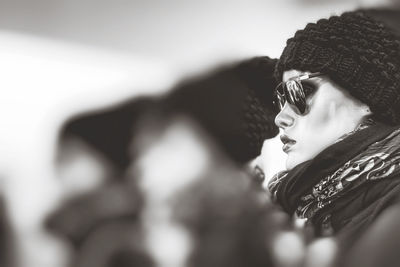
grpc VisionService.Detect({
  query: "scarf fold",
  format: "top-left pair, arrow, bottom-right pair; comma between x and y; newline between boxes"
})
268,121 -> 400,234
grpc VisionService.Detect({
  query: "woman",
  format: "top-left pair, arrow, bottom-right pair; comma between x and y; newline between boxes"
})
268,9 -> 400,265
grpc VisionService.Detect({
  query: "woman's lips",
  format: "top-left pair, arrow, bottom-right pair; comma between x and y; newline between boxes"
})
280,134 -> 296,153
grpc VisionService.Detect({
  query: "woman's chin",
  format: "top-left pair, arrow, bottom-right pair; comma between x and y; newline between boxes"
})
285,154 -> 306,171
285,157 -> 296,171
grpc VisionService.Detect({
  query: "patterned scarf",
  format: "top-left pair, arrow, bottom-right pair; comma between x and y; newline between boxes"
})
268,121 -> 400,235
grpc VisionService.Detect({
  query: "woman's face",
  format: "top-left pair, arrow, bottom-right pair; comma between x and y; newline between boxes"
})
275,69 -> 371,170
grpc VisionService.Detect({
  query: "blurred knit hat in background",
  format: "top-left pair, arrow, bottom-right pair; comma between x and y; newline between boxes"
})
164,56 -> 279,163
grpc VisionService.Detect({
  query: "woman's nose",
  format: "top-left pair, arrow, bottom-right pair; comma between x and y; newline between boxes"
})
274,103 -> 295,129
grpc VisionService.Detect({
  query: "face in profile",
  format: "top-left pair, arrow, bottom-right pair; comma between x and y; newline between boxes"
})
274,69 -> 371,170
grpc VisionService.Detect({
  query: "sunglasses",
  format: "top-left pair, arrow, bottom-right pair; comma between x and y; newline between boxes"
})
274,72 -> 323,114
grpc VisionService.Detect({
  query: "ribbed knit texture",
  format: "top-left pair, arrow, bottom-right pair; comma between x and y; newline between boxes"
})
235,57 -> 279,161
165,56 -> 279,163
242,89 -> 276,157
275,10 -> 400,124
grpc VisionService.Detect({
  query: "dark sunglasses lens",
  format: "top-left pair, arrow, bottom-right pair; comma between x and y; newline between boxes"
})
285,80 -> 306,114
295,98 -> 306,114
301,80 -> 317,96
274,84 -> 285,111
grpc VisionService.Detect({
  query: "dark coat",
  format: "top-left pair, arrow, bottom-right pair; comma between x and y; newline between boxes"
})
336,178 -> 400,267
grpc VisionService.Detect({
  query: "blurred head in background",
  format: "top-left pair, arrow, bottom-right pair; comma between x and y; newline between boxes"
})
161,56 -> 279,164
55,56 -> 279,199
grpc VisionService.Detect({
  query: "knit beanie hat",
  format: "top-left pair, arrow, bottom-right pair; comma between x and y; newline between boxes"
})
275,10 -> 400,125
164,56 -> 279,164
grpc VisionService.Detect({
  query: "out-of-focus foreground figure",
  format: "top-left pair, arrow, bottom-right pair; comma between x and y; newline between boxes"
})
48,111 -> 305,267
47,57 -> 289,267
54,56 -> 280,202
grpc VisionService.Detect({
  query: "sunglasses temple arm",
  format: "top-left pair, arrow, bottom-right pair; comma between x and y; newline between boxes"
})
307,72 -> 323,79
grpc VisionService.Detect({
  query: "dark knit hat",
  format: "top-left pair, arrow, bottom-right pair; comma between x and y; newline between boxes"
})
275,10 -> 400,124
164,56 -> 279,163
62,57 -> 279,168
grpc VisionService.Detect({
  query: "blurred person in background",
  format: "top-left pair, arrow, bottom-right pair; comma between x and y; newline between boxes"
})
56,96 -> 157,198
48,56 -> 283,266
48,112 -> 302,267
130,113 -> 297,267
269,8 -> 400,267
55,56 -> 279,200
